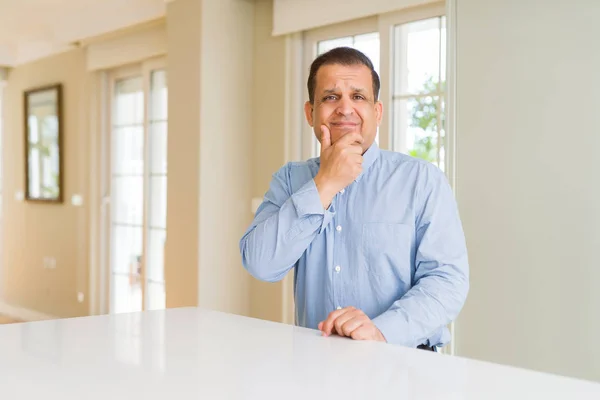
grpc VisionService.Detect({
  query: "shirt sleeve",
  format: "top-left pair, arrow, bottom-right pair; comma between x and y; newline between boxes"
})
240,163 -> 335,282
372,164 -> 469,347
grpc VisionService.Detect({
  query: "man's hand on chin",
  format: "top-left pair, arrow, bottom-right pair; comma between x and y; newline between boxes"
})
317,306 -> 386,342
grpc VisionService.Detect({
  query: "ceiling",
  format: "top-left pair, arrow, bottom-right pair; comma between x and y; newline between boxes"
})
0,0 -> 167,66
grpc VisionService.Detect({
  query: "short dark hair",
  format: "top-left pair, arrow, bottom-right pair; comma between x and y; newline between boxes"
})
307,47 -> 380,104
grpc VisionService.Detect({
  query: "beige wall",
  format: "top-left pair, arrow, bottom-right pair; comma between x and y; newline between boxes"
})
164,0 -> 202,310
165,0 -> 256,317
248,0 -> 288,323
2,49 -> 91,318
0,0 -> 288,324
454,0 -> 600,383
197,0 -> 254,316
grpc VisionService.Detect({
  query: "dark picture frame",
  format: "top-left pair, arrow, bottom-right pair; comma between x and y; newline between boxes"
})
24,83 -> 63,203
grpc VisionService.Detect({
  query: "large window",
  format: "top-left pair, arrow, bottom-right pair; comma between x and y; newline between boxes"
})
108,59 -> 168,314
392,16 -> 446,171
301,6 -> 447,171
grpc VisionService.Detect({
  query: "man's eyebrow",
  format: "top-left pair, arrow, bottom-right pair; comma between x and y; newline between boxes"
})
350,86 -> 366,93
321,88 -> 340,94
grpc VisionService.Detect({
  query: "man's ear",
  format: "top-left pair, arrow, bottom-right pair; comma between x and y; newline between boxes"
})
304,101 -> 314,127
375,101 -> 383,126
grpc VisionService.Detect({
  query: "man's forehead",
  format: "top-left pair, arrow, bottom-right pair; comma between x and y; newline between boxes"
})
315,64 -> 372,91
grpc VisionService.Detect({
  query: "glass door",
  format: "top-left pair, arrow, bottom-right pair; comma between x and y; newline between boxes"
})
108,59 -> 168,314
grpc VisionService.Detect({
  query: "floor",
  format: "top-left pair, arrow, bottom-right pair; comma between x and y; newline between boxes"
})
0,314 -> 19,324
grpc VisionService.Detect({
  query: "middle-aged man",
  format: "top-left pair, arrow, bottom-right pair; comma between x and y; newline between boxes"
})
239,47 -> 469,351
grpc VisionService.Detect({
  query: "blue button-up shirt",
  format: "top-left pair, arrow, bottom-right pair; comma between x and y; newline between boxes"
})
240,142 -> 469,348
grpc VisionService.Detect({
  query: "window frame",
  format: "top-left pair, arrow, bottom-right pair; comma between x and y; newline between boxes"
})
378,3 -> 447,169
102,56 -> 168,314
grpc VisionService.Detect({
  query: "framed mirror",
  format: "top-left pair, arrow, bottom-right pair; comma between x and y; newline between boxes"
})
24,84 -> 63,203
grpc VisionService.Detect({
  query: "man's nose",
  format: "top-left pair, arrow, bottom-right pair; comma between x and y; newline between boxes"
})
335,96 -> 354,117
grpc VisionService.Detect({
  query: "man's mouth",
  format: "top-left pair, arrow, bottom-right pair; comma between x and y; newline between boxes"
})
331,122 -> 360,128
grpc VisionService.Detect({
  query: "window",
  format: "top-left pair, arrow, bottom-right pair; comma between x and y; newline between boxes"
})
301,6 -> 447,170
391,16 -> 446,171
108,59 -> 168,314
0,74 -> 5,289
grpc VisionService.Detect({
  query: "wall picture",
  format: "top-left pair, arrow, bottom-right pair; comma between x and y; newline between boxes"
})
24,84 -> 63,203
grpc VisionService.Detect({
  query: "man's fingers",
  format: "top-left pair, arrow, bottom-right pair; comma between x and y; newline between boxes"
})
342,316 -> 367,337
321,307 -> 352,336
337,132 -> 364,148
320,125 -> 331,150
337,312 -> 365,337
333,311 -> 357,337
349,325 -> 372,341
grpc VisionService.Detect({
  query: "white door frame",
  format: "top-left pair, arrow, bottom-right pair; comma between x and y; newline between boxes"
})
90,56 -> 167,316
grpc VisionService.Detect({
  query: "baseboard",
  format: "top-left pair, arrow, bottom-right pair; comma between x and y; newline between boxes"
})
0,301 -> 59,322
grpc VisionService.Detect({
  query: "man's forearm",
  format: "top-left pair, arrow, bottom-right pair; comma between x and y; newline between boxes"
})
240,179 -> 334,282
372,265 -> 469,347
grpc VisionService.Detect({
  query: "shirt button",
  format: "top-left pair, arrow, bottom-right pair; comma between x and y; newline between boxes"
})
340,189 -> 345,194
335,265 -> 341,273
336,225 -> 342,232
336,306 -> 342,310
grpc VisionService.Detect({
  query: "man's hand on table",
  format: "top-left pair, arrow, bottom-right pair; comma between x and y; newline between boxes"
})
317,306 -> 386,342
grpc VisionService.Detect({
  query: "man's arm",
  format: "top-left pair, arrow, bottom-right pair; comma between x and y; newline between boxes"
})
239,163 -> 335,282
372,164 -> 470,348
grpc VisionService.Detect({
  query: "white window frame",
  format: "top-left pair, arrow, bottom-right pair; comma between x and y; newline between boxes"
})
0,73 -> 5,299
378,2 -> 447,170
96,56 -> 167,315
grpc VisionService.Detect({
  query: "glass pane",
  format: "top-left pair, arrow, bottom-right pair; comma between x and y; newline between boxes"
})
112,126 -> 144,175
317,37 -> 353,55
440,17 -> 447,87
394,17 -> 441,96
150,122 -> 167,174
439,97 -> 446,172
147,281 -> 166,311
112,176 -> 143,225
353,32 -> 380,74
149,176 -> 167,229
111,225 -> 142,275
150,70 -> 168,122
114,77 -> 143,126
112,274 -> 142,314
393,96 -> 441,166
147,229 -> 166,283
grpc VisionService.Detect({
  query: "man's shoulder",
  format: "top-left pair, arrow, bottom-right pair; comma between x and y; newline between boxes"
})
275,158 -> 319,175
379,150 -> 441,174
271,158 -> 319,188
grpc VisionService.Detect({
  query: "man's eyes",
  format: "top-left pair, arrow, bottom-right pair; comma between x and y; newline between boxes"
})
322,94 -> 366,101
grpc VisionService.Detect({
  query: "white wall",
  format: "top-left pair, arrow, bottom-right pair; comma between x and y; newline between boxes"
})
454,0 -> 600,383
272,0 -> 437,35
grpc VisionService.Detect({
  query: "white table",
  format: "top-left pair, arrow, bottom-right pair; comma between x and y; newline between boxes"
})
1,307 -> 599,399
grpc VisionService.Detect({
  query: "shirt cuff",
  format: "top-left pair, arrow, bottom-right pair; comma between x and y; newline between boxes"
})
291,179 -> 335,233
372,308 -> 414,348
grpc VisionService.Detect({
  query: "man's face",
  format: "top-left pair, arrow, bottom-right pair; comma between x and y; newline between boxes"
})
304,63 -> 383,154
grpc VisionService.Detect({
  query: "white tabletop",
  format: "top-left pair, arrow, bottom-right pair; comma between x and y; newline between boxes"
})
1,307 -> 599,399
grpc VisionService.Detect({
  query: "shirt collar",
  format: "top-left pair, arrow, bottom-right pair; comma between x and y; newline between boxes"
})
356,140 -> 380,182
